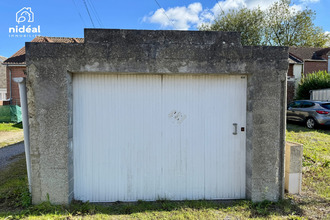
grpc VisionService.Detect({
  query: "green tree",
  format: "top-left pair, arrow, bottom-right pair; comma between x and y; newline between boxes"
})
200,7 -> 264,46
200,0 -> 329,47
264,0 -> 328,47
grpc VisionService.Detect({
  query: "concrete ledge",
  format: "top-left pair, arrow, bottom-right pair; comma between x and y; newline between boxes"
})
84,29 -> 242,45
285,141 -> 303,194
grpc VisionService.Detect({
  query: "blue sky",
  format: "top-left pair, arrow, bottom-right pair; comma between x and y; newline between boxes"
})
1,0 -> 329,58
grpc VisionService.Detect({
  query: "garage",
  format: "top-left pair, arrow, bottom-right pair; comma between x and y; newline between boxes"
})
26,29 -> 288,204
73,74 -> 247,202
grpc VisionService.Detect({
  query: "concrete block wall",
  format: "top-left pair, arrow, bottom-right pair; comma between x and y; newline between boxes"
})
26,29 -> 288,204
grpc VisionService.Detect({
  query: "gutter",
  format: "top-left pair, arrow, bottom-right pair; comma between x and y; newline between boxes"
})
13,77 -> 32,193
2,63 -> 27,103
279,73 -> 287,200
3,64 -> 26,67
304,59 -> 327,62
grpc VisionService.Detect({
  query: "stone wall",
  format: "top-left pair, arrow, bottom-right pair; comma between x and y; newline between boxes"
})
26,29 -> 288,204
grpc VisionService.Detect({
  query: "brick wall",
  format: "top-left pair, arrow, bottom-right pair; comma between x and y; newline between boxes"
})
304,61 -> 327,75
6,66 -> 26,106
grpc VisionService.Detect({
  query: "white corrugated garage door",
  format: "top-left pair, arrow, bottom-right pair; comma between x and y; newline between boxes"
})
73,74 -> 247,202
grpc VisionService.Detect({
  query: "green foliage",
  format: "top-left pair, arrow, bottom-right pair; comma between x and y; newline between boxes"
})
0,156 -> 31,209
199,7 -> 264,46
296,71 -> 330,100
252,200 -> 273,216
200,0 -> 329,47
265,0 -> 328,47
0,198 -> 304,219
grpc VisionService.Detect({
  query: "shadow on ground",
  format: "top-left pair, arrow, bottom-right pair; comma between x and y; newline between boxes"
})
287,122 -> 330,133
12,122 -> 23,129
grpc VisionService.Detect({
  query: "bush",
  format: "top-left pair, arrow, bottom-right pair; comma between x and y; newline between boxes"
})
296,71 -> 330,100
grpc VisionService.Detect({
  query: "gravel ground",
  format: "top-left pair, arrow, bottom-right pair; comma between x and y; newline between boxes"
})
0,142 -> 25,170
0,131 -> 24,148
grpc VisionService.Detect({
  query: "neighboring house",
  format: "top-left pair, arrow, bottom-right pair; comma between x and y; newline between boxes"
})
0,56 -> 7,103
287,47 -> 330,103
2,36 -> 83,106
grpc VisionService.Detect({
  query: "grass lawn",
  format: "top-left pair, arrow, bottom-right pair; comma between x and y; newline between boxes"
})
0,123 -> 329,219
0,123 -> 23,132
0,123 -> 24,148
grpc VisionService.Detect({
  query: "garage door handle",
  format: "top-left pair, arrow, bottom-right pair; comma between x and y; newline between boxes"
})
233,123 -> 238,135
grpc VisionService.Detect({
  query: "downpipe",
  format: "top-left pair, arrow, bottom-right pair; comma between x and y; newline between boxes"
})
13,77 -> 31,193
9,67 -> 12,103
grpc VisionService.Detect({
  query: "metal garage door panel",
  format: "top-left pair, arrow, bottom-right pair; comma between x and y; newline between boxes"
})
73,74 -> 246,202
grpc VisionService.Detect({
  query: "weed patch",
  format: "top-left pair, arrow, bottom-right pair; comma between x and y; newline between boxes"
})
0,155 -> 30,211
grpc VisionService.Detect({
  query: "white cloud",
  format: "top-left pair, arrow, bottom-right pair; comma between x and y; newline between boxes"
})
143,0 -> 320,30
210,0 -> 279,19
245,0 -> 278,9
290,4 -> 303,12
211,0 -> 245,15
143,2 -> 203,30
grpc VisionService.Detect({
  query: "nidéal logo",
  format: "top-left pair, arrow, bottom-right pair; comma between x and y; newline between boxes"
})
9,7 -> 41,37
16,7 -> 34,24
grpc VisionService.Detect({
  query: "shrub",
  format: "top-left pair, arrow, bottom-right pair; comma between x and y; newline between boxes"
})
296,71 -> 330,100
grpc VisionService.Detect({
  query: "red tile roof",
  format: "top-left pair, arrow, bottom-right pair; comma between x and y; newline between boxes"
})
3,36 -> 84,65
288,47 -> 329,61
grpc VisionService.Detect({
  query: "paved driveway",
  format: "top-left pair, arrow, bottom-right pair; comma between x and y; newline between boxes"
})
0,142 -> 25,170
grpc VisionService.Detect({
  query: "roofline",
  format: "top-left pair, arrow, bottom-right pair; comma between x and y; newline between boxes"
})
2,63 -> 26,67
288,53 -> 303,63
304,59 -> 327,62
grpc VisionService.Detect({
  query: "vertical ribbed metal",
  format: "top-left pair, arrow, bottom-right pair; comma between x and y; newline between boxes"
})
311,89 -> 330,101
73,74 -> 247,202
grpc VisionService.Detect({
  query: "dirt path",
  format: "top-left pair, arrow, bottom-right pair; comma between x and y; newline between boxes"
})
0,142 -> 25,170
0,131 -> 24,148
